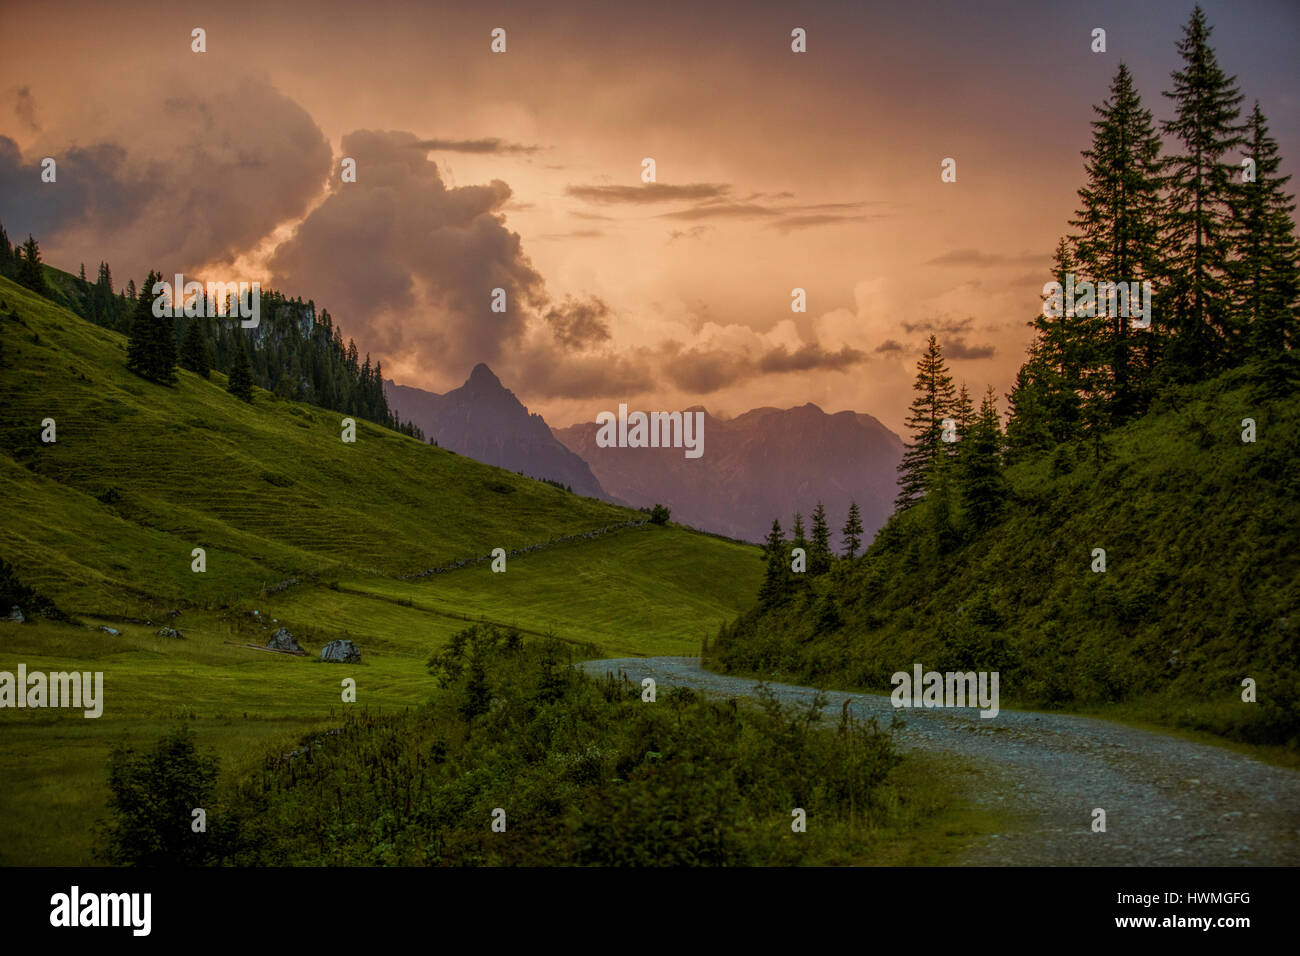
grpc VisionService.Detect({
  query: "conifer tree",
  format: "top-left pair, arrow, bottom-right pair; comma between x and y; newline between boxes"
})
180,319 -> 210,378
1229,101 -> 1300,358
150,280 -> 178,385
790,512 -> 808,555
809,502 -> 833,574
1160,5 -> 1245,376
227,336 -> 253,402
125,270 -> 161,381
758,519 -> 790,607
1071,63 -> 1167,423
960,386 -> 1007,532
17,235 -> 48,297
896,335 -> 957,510
841,501 -> 863,558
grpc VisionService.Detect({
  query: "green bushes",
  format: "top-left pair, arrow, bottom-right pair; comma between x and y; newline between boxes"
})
199,624 -> 902,865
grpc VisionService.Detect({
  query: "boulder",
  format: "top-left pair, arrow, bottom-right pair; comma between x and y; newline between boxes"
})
267,627 -> 302,652
156,626 -> 184,639
99,626 -> 121,636
6,606 -> 23,623
320,639 -> 361,663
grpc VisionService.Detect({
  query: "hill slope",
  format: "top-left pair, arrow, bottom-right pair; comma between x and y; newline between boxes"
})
0,275 -> 763,864
708,364 -> 1300,747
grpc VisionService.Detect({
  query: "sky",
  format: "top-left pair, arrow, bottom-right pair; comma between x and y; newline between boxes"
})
2,0 -> 1297,434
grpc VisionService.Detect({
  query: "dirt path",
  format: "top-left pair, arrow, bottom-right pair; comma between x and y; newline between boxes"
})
581,657 -> 1300,865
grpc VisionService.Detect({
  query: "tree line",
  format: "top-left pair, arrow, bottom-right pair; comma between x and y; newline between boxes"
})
0,226 -> 423,439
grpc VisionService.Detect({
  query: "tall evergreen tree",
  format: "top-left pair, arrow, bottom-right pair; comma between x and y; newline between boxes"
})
960,386 -> 1007,533
227,336 -> 253,402
125,270 -> 161,381
895,335 -> 957,510
952,383 -> 975,440
1160,5 -> 1245,376
17,235 -> 49,297
1228,101 -> 1300,358
841,501 -> 863,559
758,519 -> 790,607
790,512 -> 808,555
180,318 -> 210,378
808,502 -> 833,574
1070,63 -> 1167,424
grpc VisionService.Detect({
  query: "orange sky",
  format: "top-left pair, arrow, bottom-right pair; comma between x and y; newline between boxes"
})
3,0 -> 1297,433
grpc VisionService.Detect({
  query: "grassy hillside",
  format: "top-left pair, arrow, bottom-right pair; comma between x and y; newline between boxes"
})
709,361 -> 1300,749
0,275 -> 764,863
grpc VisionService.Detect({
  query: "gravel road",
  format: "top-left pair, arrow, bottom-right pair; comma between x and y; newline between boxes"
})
581,657 -> 1300,866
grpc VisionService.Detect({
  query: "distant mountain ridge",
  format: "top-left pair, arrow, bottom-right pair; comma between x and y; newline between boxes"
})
554,402 -> 904,546
384,366 -> 608,499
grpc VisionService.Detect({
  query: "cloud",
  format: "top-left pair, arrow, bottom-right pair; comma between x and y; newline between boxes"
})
659,202 -> 778,221
757,343 -> 867,373
927,248 -> 1045,267
544,294 -> 612,348
565,182 -> 730,204
0,75 -> 331,280
768,214 -> 875,233
668,225 -> 711,242
875,339 -> 904,353
945,336 -> 996,359
269,128 -> 546,372
414,137 -> 541,155
10,86 -> 39,132
540,228 -> 605,239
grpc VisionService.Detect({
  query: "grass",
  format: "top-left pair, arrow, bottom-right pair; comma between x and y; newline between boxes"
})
0,275 -> 769,864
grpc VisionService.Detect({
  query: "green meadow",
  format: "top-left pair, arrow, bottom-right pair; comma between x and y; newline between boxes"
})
0,275 -> 763,864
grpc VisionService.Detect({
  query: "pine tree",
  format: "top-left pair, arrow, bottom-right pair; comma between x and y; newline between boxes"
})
1229,102 -> 1300,358
841,501 -> 863,558
0,222 -> 12,276
790,512 -> 808,555
960,386 -> 1007,532
125,270 -> 161,381
1160,5 -> 1245,376
17,235 -> 49,297
809,502 -> 833,574
1070,62 -> 1167,424
180,319 -> 210,378
952,383 -> 975,438
227,337 -> 253,402
150,278 -> 178,385
895,335 -> 957,510
758,519 -> 790,607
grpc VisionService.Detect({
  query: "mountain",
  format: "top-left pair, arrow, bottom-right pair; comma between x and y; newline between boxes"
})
553,403 -> 904,546
384,365 -> 608,500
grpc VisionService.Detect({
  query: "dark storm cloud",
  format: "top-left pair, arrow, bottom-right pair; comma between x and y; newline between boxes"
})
0,76 -> 331,279
269,129 -> 547,371
12,86 -> 39,132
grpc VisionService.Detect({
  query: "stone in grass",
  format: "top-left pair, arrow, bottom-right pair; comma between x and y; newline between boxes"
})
320,639 -> 361,663
99,626 -> 121,636
6,606 -> 23,623
267,627 -> 302,653
156,626 -> 184,639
